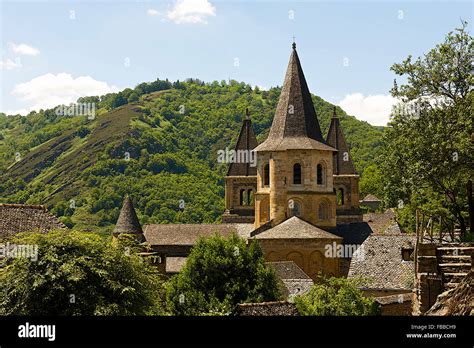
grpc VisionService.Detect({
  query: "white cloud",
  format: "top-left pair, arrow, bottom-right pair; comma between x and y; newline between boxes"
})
338,93 -> 397,126
10,73 -> 119,114
147,8 -> 160,16
166,0 -> 216,24
9,43 -> 40,56
4,108 -> 29,116
0,58 -> 22,70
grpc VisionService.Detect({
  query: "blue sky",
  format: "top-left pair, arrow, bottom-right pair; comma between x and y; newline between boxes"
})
0,0 -> 472,125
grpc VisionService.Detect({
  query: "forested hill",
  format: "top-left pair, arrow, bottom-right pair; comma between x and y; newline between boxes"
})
0,79 -> 383,232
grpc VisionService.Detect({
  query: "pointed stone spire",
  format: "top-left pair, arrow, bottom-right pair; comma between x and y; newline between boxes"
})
326,106 -> 356,175
113,195 -> 144,241
227,109 -> 258,176
255,44 -> 335,152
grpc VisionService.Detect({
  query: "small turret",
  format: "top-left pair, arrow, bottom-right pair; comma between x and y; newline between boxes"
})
113,195 -> 145,242
326,106 -> 362,223
222,108 -> 258,223
326,106 -> 357,175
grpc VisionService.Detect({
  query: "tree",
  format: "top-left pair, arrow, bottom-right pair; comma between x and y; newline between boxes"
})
359,163 -> 384,199
294,277 -> 380,316
382,21 -> 473,236
0,230 -> 164,315
128,92 -> 139,103
166,234 -> 281,315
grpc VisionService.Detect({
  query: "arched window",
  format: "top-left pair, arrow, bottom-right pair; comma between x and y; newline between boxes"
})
293,163 -> 302,185
317,163 -> 324,185
318,201 -> 328,221
240,189 -> 248,206
247,189 -> 254,205
337,188 -> 344,206
263,164 -> 270,186
288,200 -> 302,217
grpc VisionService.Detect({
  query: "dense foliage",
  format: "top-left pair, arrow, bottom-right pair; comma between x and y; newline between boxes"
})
166,234 -> 281,315
0,230 -> 165,315
0,79 -> 383,232
294,277 -> 380,316
381,22 -> 473,234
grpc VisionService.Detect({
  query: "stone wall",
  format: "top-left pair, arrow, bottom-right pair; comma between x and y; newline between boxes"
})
334,174 -> 362,218
375,293 -> 414,316
223,176 -> 257,223
255,149 -> 337,229
258,238 -> 340,281
414,242 -> 473,314
236,301 -> 299,316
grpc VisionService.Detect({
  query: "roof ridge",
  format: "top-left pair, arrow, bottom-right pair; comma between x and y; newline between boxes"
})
254,215 -> 342,240
146,223 -> 237,227
237,301 -> 289,307
266,260 -> 296,264
0,203 -> 47,211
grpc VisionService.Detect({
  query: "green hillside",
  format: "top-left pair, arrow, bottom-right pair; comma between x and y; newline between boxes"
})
0,79 -> 383,232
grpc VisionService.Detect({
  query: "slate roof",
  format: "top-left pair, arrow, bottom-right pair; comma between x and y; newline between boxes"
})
326,106 -> 357,175
332,210 -> 403,245
267,261 -> 314,300
255,44 -> 335,152
361,194 -> 382,202
364,209 -> 401,234
227,110 -> 258,176
235,301 -> 299,316
0,203 -> 66,240
166,256 -> 187,273
348,234 -> 416,290
252,216 -> 342,240
267,261 -> 311,280
333,222 -> 373,245
144,223 -> 254,246
113,196 -> 144,240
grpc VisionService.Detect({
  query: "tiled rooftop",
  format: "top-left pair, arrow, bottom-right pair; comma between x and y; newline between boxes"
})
0,203 -> 65,240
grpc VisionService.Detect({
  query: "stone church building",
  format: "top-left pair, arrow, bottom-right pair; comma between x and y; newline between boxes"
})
113,43 -> 398,287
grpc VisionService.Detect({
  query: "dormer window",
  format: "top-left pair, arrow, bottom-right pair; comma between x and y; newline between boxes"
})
402,248 -> 414,261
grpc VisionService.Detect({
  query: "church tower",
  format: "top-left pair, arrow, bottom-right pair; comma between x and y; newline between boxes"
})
326,107 -> 363,223
254,43 -> 337,229
222,109 -> 258,223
